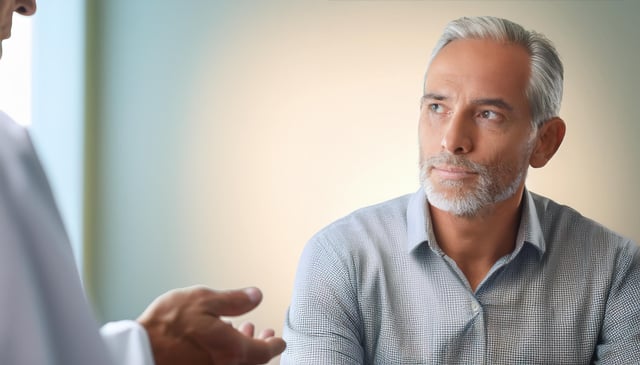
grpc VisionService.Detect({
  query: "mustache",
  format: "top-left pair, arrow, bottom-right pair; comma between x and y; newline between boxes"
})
421,153 -> 488,174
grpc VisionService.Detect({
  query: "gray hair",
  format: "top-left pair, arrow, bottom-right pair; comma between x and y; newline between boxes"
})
426,16 -> 564,128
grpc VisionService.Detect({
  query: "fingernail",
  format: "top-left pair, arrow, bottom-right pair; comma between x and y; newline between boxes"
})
243,287 -> 262,303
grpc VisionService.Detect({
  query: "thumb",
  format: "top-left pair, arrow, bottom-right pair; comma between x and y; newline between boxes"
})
206,287 -> 263,317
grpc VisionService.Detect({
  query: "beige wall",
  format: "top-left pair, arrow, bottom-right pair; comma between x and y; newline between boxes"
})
87,1 -> 640,363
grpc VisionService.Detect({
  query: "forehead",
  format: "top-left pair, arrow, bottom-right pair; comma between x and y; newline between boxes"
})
425,39 -> 531,100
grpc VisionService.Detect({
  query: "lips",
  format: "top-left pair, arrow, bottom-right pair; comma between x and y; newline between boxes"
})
431,165 -> 477,180
434,165 -> 475,173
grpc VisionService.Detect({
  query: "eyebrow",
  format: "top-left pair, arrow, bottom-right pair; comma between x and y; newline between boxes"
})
471,98 -> 514,112
421,93 -> 514,112
422,93 -> 447,102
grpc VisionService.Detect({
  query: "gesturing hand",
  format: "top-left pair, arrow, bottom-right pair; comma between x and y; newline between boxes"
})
137,286 -> 286,365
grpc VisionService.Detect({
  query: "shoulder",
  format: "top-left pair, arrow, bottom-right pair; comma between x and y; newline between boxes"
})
0,111 -> 66,238
0,112 -> 51,197
530,191 -> 636,258
0,111 -> 31,155
304,193 -> 413,262
313,194 -> 412,242
295,194 -> 413,290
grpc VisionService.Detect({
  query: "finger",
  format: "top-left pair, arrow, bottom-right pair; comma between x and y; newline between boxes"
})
240,336 -> 287,364
238,322 -> 255,337
205,287 -> 263,317
265,337 -> 287,357
196,324 -> 286,364
257,328 -> 275,340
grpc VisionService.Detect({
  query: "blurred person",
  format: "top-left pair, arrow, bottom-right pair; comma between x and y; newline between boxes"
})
0,0 -> 285,364
282,16 -> 639,364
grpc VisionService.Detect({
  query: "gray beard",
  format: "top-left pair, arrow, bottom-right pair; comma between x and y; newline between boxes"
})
419,155 -> 527,218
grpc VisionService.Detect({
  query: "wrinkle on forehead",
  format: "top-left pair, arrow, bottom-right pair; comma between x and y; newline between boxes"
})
424,38 -> 531,116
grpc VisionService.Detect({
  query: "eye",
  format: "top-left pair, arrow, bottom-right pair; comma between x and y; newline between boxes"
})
479,110 -> 498,120
477,110 -> 505,123
429,103 -> 445,114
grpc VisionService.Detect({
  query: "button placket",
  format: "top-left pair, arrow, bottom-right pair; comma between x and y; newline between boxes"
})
470,299 -> 481,313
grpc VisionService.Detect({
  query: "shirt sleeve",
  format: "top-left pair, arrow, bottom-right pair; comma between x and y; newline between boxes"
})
281,234 -> 365,364
100,320 -> 155,365
595,240 -> 640,364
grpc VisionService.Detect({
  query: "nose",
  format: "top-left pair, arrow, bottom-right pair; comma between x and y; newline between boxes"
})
441,112 -> 472,154
14,0 -> 36,16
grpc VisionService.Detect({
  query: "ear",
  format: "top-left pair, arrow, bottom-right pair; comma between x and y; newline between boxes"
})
529,117 -> 566,168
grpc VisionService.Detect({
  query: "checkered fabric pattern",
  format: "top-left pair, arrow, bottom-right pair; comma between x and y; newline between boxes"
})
282,189 -> 640,364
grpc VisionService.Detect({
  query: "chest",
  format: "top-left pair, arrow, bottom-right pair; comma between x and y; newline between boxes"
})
357,250 -> 606,364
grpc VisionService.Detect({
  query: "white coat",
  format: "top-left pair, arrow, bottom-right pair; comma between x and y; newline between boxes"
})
0,111 -> 154,365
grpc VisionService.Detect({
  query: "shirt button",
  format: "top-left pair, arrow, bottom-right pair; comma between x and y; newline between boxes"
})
470,301 -> 480,313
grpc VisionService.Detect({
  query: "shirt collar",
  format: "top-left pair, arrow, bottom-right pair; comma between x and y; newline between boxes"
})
406,188 -> 430,252
406,187 -> 547,257
520,188 -> 547,256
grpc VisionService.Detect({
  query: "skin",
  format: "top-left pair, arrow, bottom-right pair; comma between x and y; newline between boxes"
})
419,38 -> 566,291
1,0 -> 285,363
0,0 -> 35,59
138,286 -> 286,365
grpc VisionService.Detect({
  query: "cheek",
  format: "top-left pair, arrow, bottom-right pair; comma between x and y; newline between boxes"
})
418,115 -> 438,146
418,115 -> 441,151
485,140 -> 532,171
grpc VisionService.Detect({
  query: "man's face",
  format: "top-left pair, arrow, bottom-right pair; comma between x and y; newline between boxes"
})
419,38 -> 536,217
0,0 -> 36,59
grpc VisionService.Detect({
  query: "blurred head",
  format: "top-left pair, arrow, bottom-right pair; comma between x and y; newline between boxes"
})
0,0 -> 36,59
426,16 -> 564,128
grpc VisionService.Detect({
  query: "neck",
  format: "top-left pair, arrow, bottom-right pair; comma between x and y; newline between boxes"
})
429,186 -> 526,291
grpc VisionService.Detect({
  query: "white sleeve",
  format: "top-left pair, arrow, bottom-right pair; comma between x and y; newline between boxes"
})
100,320 -> 156,365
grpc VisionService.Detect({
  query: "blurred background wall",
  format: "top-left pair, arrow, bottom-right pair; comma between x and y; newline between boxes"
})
28,1 -> 640,364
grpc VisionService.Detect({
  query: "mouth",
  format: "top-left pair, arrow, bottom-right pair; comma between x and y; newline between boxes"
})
431,165 -> 477,180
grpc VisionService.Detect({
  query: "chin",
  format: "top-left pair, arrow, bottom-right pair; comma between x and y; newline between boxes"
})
428,196 -> 485,218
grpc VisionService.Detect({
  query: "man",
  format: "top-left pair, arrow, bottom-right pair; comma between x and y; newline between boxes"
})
282,16 -> 640,364
0,0 -> 285,364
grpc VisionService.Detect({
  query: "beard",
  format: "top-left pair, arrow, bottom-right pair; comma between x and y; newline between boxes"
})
419,152 -> 529,218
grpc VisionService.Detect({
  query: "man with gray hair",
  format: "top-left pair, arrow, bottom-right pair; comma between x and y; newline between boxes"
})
282,16 -> 640,364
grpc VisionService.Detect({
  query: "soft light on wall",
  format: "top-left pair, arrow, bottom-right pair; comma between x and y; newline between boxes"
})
85,2 -> 640,365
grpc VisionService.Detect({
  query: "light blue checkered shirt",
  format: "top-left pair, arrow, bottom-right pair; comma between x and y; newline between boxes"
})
282,189 -> 640,364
